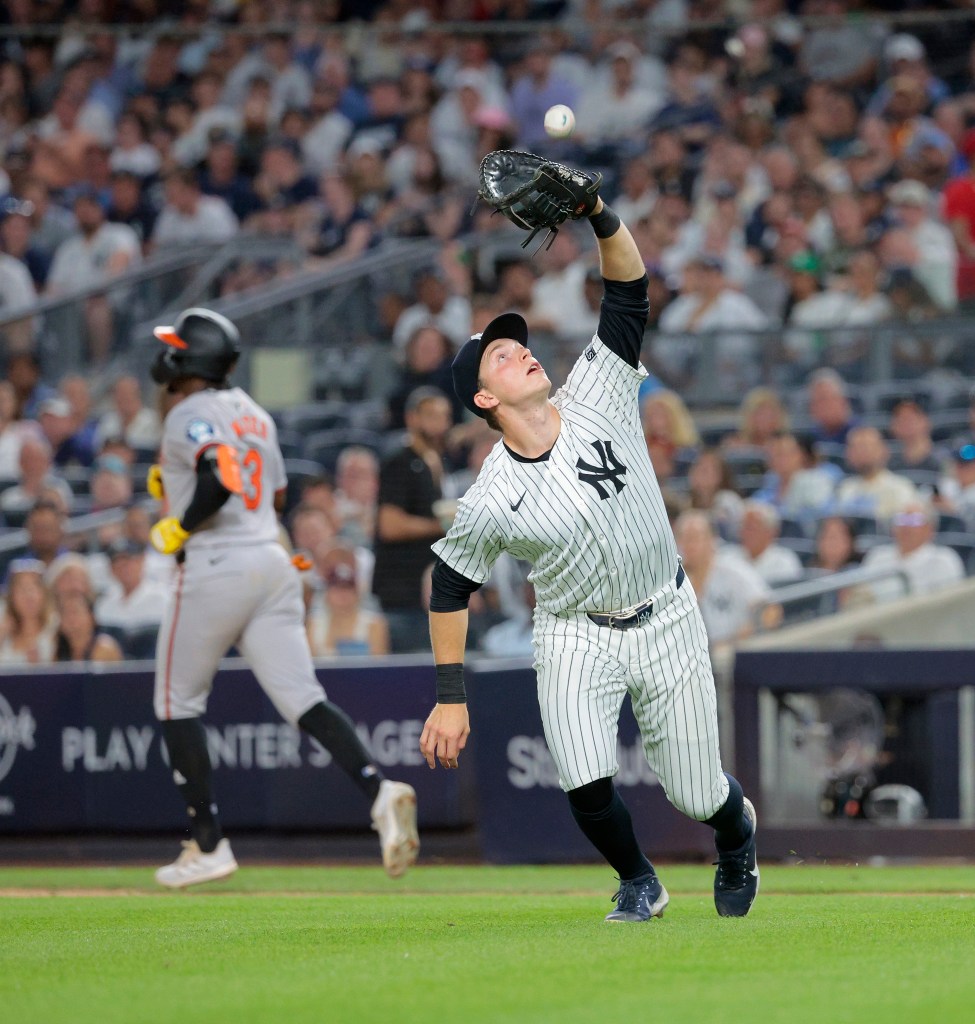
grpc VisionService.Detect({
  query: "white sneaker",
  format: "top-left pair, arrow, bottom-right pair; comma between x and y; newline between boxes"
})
155,838 -> 238,889
370,780 -> 419,878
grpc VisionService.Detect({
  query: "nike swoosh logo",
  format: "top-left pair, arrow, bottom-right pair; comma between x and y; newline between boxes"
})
749,867 -> 760,877
510,491 -> 527,512
208,554 -> 228,566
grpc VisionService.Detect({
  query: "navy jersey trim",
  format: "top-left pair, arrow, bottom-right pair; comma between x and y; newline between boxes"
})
504,442 -> 552,464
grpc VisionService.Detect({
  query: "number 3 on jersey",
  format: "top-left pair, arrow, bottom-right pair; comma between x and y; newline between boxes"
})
212,442 -> 262,510
241,449 -> 263,510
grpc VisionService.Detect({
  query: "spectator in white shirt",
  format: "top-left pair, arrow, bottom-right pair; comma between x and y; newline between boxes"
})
170,70 -> 242,168
784,251 -> 855,371
95,375 -> 161,453
47,190 -> 140,292
675,509 -> 775,647
733,500 -> 805,584
46,189 -> 141,363
152,167 -> 238,248
95,538 -> 168,632
302,80 -> 353,176
664,182 -> 754,288
0,215 -> 38,352
392,267 -> 471,355
656,254 -> 767,394
885,178 -> 957,310
862,501 -> 965,600
833,248 -> 893,369
109,111 -> 162,179
530,227 -> 591,331
609,156 -> 658,227
262,32 -> 312,123
574,42 -> 664,152
834,426 -> 919,523
0,435 -> 73,514
752,432 -> 836,519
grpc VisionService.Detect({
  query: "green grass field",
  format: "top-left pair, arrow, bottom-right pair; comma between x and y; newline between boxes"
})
2,863 -> 973,1024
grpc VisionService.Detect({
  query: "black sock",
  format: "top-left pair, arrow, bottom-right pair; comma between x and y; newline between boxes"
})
703,773 -> 751,852
160,718 -> 223,854
567,778 -> 654,882
298,701 -> 384,801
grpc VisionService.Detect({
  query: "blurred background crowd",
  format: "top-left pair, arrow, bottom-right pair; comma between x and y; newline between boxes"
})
3,0 -> 975,666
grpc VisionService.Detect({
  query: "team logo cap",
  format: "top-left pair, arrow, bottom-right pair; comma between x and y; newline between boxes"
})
451,312 -> 528,418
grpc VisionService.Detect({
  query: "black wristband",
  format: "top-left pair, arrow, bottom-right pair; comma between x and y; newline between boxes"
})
436,662 -> 467,704
588,203 -> 621,239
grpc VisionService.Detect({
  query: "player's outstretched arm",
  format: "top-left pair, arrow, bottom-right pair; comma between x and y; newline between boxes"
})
589,198 -> 645,283
420,609 -> 471,770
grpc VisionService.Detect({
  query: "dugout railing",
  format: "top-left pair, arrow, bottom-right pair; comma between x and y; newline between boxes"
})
755,564 -> 912,630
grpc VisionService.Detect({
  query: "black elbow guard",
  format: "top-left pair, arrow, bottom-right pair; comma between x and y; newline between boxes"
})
430,559 -> 482,612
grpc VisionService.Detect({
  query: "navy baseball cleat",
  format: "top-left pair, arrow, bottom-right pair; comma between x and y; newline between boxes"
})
605,873 -> 670,922
714,797 -> 759,917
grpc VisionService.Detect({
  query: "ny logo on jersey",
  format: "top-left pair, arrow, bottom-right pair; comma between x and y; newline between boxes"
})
576,440 -> 627,500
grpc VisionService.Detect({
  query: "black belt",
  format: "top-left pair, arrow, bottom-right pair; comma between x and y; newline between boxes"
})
587,564 -> 685,630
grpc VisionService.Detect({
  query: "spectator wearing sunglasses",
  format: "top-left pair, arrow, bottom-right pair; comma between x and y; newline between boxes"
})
861,501 -> 964,601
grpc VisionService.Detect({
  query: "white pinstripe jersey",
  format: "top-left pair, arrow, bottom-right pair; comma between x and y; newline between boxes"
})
433,334 -> 679,616
160,386 -> 287,551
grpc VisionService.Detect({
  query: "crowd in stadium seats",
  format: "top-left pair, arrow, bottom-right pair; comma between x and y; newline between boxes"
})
3,1 -> 975,663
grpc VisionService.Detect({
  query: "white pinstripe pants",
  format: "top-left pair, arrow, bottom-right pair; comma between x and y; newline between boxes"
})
532,576 -> 728,820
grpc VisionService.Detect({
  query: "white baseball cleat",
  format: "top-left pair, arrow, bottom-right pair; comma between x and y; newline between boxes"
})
370,780 -> 419,878
155,838 -> 238,889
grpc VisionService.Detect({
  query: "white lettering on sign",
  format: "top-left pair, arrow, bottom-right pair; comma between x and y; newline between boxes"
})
507,736 -> 562,789
58,720 -> 429,774
358,720 -> 426,768
205,724 -> 302,770
62,726 -> 157,773
506,736 -> 661,790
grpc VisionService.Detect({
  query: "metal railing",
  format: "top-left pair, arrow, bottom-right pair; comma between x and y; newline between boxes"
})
0,506 -> 131,569
123,236 -> 448,403
757,564 -> 912,629
643,316 -> 975,408
11,221 -> 975,417
0,245 -> 218,374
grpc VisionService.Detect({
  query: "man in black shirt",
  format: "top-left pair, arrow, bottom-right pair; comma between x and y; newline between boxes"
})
372,386 -> 452,652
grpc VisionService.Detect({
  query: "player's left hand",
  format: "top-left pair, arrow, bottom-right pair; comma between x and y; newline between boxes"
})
146,464 -> 165,501
150,516 -> 190,555
420,703 -> 470,770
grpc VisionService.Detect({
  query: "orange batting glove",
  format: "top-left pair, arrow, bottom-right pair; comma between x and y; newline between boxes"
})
146,464 -> 165,501
291,553 -> 313,571
150,517 -> 190,555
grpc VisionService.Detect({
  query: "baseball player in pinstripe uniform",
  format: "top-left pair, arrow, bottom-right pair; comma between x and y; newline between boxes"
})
147,307 -> 419,887
419,195 -> 759,920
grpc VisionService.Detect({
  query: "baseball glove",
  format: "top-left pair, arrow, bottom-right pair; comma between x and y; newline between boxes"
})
476,150 -> 602,252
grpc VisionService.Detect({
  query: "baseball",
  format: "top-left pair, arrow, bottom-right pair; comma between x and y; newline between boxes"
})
544,104 -> 575,139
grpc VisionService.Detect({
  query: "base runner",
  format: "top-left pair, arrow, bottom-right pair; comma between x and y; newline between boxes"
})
420,159 -> 759,921
148,307 -> 418,887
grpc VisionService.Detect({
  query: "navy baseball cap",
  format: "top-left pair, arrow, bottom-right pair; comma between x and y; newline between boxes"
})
451,312 -> 528,418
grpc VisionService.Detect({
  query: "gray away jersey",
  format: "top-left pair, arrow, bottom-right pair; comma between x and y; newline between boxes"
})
160,386 -> 287,550
433,337 -> 679,615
